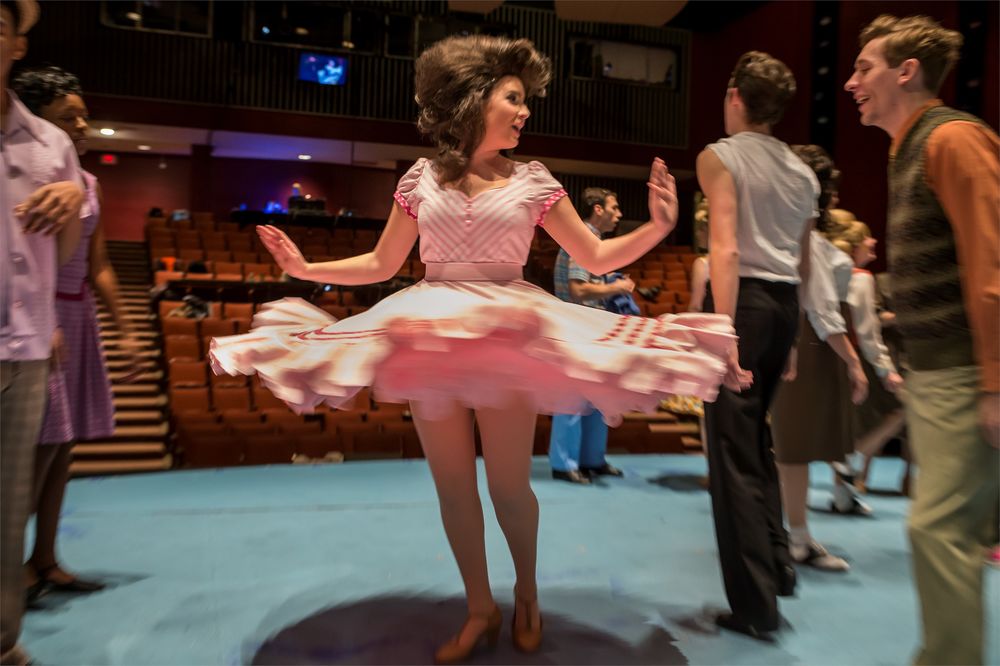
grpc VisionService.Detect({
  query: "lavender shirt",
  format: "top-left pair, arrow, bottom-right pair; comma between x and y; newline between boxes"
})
1,91 -> 86,361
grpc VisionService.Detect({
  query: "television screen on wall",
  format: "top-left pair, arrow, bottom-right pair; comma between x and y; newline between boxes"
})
298,53 -> 348,86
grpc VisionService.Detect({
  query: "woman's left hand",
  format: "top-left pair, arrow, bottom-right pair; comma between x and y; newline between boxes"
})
647,158 -> 678,233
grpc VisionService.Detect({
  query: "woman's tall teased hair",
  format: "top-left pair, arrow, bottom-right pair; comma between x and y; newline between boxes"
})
12,65 -> 82,116
414,35 -> 551,183
791,144 -> 842,236
859,15 -> 962,95
728,51 -> 796,127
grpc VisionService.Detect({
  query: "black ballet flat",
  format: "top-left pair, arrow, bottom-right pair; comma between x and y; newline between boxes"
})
580,463 -> 624,477
25,580 -> 52,607
551,469 -> 591,485
37,565 -> 106,594
45,576 -> 106,593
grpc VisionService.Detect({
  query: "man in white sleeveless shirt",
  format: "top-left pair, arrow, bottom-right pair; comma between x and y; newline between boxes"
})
696,51 -> 819,640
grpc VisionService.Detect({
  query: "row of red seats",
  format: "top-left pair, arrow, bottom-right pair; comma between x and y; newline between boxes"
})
170,382 -> 421,465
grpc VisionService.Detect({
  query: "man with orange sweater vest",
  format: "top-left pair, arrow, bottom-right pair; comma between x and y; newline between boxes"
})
846,14 -> 999,666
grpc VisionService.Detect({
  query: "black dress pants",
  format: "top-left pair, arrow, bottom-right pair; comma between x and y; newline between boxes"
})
704,279 -> 798,631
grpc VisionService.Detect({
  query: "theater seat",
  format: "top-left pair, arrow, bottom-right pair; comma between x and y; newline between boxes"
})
294,432 -> 342,458
244,434 -> 296,465
252,383 -> 286,410
170,385 -> 211,413
222,302 -> 254,319
181,433 -> 243,468
213,384 -> 252,411
161,317 -> 199,337
168,359 -> 208,387
164,335 -> 202,361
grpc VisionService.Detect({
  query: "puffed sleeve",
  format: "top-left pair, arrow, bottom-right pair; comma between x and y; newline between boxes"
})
847,271 -> 895,377
393,158 -> 427,221
802,233 -> 847,341
526,161 -> 568,226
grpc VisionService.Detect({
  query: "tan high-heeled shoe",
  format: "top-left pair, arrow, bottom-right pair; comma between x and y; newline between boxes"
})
433,605 -> 502,665
511,588 -> 543,653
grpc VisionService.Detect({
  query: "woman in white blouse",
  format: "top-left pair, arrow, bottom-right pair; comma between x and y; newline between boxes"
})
833,220 -> 905,493
771,146 -> 869,573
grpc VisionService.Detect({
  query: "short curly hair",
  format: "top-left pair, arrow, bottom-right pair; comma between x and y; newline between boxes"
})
414,35 -> 551,184
728,51 -> 796,127
791,144 -> 842,236
12,65 -> 83,116
859,15 -> 962,95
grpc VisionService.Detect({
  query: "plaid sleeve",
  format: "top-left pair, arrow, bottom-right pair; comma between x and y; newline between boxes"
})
567,257 -> 591,283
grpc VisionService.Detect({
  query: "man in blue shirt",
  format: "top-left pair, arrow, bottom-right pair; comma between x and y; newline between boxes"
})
550,187 -> 633,484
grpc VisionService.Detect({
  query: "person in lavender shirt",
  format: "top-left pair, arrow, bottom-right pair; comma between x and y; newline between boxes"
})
13,65 -> 146,602
1,1 -> 85,663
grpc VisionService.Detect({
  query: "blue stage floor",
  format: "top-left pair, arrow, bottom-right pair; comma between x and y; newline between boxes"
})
22,455 -> 999,665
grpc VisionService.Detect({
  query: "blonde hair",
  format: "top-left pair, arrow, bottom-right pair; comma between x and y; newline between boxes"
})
828,208 -> 856,226
832,220 -> 873,256
414,35 -> 551,184
859,15 -> 963,94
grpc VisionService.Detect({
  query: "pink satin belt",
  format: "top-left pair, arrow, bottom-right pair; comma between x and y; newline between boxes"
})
424,262 -> 523,282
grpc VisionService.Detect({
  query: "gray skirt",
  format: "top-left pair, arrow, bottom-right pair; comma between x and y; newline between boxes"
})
771,309 -> 854,464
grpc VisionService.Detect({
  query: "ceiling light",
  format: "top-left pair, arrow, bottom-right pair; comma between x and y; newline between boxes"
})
99,128 -> 116,136
261,26 -> 270,35
294,27 -> 309,35
137,144 -> 151,151
125,11 -> 141,21
298,154 -> 312,160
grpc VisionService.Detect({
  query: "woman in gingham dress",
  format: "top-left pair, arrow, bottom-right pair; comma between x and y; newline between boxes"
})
212,36 -> 737,663
14,67 -> 145,599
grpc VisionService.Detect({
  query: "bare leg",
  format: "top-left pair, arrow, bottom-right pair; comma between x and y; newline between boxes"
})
29,442 -> 73,578
26,444 -> 64,588
411,400 -> 496,649
854,410 -> 906,491
777,462 -> 809,531
856,410 -> 906,458
779,461 -> 849,571
476,395 -> 542,640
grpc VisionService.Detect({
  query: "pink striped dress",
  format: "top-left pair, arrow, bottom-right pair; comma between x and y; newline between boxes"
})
39,171 -> 115,444
210,159 -> 734,423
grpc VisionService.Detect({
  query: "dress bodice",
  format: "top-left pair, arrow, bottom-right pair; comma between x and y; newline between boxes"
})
393,158 -> 567,266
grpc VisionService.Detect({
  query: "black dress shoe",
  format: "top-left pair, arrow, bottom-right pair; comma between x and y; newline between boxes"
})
714,613 -> 775,642
777,564 -> 797,597
551,469 -> 591,484
580,463 -> 623,477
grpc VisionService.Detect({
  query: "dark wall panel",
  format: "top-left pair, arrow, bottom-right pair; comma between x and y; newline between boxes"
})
29,2 -> 690,148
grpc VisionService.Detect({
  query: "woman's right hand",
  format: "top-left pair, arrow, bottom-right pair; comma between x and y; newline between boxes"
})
257,225 -> 309,279
882,371 -> 904,394
848,361 -> 870,405
781,347 -> 798,383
